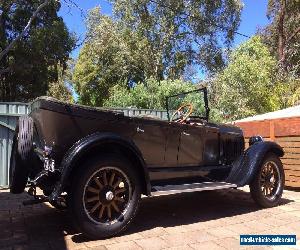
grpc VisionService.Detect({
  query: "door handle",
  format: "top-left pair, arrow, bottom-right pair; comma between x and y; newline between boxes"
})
136,127 -> 144,133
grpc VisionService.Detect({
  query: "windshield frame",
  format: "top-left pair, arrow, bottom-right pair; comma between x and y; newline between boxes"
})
165,87 -> 210,122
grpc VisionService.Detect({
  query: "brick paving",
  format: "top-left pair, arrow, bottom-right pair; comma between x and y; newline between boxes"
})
0,187 -> 299,250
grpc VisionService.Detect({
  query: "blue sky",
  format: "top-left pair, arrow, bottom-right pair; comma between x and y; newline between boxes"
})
58,0 -> 271,58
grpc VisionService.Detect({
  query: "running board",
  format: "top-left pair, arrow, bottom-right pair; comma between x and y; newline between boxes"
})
151,182 -> 237,196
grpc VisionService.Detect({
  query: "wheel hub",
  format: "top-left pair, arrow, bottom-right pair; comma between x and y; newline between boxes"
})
106,191 -> 114,201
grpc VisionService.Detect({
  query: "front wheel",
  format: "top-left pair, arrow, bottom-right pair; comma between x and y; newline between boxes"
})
250,153 -> 285,208
69,155 -> 141,239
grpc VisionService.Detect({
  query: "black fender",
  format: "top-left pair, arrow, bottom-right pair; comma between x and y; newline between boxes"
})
49,132 -> 150,202
226,141 -> 284,187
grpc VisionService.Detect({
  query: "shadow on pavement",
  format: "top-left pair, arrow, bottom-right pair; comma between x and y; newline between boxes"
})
0,188 -> 293,249
72,188 -> 293,243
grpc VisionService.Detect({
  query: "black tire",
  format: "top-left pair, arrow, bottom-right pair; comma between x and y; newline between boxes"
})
69,155 -> 141,239
250,153 -> 285,208
18,116 -> 34,161
9,132 -> 29,194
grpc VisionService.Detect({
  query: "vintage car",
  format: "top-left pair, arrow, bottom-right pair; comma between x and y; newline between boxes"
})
9,87 -> 285,239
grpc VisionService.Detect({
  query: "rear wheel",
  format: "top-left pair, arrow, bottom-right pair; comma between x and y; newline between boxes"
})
250,153 -> 284,208
9,134 -> 29,194
69,155 -> 141,239
9,116 -> 33,194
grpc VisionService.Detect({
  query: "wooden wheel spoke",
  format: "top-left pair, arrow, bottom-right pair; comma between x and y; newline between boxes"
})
114,196 -> 125,203
103,171 -> 108,185
111,201 -> 120,212
113,178 -> 122,189
86,196 -> 99,203
115,188 -> 126,195
109,172 -> 116,186
99,205 -> 106,219
107,206 -> 112,219
87,186 -> 100,194
90,201 -> 101,213
94,177 -> 103,189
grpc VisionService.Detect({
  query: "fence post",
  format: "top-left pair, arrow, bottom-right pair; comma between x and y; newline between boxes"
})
270,120 -> 275,141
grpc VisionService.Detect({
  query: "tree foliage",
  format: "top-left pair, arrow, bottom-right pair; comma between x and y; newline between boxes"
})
47,62 -> 74,102
212,36 -> 281,121
74,0 -> 243,106
0,0 -> 76,101
260,0 -> 300,76
104,78 -> 196,109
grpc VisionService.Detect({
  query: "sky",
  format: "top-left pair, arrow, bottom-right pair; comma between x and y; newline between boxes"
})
58,0 -> 271,59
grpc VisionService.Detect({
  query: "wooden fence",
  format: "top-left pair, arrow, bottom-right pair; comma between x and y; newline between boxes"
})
235,117 -> 300,188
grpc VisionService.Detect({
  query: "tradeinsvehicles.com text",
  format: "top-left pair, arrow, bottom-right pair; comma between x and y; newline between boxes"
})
240,235 -> 296,246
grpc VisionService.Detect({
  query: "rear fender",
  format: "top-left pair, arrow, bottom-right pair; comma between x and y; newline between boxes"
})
226,141 -> 284,186
49,132 -> 150,202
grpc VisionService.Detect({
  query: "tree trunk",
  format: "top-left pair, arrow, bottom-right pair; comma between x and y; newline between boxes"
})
277,0 -> 286,63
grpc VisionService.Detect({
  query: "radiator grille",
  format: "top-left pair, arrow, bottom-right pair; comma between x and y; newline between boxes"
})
223,136 -> 244,164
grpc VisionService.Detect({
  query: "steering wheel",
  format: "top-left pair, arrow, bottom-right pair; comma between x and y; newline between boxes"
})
170,103 -> 193,123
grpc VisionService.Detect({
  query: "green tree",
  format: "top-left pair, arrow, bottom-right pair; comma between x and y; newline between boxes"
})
104,78 -> 196,109
212,36 -> 281,121
0,0 -> 76,101
261,0 -> 300,76
74,0 -> 243,106
47,62 -> 74,102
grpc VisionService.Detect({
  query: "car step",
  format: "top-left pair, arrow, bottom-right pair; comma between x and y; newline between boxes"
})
151,182 -> 237,196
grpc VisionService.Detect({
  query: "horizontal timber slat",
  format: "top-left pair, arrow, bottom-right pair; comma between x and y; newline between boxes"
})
282,148 -> 300,154
285,180 -> 300,188
284,166 -> 300,178
286,175 -> 300,182
282,158 -> 300,165
276,136 -> 300,142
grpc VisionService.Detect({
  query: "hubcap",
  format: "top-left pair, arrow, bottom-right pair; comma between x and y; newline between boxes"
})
106,191 -> 114,201
260,161 -> 281,200
83,167 -> 132,225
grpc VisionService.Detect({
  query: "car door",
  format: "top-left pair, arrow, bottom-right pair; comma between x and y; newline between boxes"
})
177,123 -> 220,166
132,119 -> 169,167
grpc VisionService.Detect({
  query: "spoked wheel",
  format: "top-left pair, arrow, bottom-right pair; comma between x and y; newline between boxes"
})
260,161 -> 281,198
83,167 -> 131,225
70,155 -> 141,239
250,153 -> 284,208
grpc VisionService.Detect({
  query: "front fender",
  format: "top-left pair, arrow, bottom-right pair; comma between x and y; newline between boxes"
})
226,141 -> 284,186
49,132 -> 150,202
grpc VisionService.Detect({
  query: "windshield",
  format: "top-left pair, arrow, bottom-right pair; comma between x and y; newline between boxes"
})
166,88 -> 208,121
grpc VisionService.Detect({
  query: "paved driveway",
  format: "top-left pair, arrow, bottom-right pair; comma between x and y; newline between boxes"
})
0,187 -> 299,250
